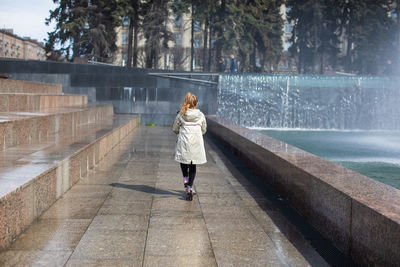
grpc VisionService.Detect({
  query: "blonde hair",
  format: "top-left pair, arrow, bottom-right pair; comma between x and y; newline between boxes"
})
180,92 -> 198,117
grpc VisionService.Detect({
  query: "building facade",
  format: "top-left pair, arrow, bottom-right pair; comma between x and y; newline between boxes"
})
0,29 -> 46,61
114,11 -> 195,71
113,5 -> 296,72
278,5 -> 297,73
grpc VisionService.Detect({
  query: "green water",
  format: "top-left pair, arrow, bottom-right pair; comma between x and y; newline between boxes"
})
259,130 -> 400,189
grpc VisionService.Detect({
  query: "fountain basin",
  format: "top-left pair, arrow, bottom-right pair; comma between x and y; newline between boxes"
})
259,129 -> 400,189
207,115 -> 400,266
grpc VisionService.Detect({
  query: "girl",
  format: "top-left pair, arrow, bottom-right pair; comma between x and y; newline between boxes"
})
172,92 -> 207,201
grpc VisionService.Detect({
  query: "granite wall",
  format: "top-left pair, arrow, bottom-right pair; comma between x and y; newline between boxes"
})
207,115 -> 400,266
0,116 -> 138,251
0,94 -> 87,112
0,59 -> 218,125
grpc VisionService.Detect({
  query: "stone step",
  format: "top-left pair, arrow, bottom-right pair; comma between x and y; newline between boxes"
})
0,79 -> 62,94
0,93 -> 88,112
0,104 -> 114,151
0,114 -> 138,251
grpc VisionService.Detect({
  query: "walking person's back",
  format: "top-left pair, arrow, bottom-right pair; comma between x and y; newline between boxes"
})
229,53 -> 237,73
172,93 -> 207,201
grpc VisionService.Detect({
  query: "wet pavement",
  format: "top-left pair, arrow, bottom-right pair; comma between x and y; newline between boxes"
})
0,126 -> 329,266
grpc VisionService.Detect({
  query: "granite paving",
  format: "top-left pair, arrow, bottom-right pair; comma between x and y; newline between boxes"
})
0,126 -> 329,266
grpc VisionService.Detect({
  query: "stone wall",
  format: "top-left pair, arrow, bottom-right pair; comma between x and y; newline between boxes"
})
207,115 -> 400,266
0,59 -> 218,125
0,116 -> 138,251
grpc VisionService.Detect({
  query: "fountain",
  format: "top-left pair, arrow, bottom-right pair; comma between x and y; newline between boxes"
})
218,74 -> 400,130
217,74 -> 400,188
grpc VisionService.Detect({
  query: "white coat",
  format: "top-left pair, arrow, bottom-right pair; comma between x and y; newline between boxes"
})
172,108 -> 207,164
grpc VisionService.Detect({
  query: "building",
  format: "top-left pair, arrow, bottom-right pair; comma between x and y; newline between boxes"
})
0,29 -> 46,61
114,11 -> 196,71
113,4 -> 295,72
276,5 -> 297,73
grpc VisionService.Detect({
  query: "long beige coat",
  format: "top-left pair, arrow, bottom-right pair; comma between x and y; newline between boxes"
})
172,109 -> 207,164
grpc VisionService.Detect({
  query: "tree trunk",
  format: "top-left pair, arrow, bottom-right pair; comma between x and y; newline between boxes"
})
208,23 -> 212,71
190,3 -> 194,71
260,53 -> 265,73
250,43 -> 256,72
202,18 -> 209,71
127,17 -> 134,67
153,47 -> 158,69
345,6 -> 353,73
132,6 -> 139,67
215,0 -> 225,65
313,25 -> 318,74
145,40 -> 152,68
239,50 -> 246,72
320,53 -> 323,74
345,35 -> 352,73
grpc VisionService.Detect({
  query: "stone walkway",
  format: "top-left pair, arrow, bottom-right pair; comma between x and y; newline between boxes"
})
0,126 -> 329,266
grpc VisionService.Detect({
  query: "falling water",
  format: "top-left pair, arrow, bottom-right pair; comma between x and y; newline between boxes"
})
217,74 -> 400,130
217,74 -> 400,188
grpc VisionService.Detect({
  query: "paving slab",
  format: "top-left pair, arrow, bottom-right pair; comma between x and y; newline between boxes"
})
0,126 -> 330,266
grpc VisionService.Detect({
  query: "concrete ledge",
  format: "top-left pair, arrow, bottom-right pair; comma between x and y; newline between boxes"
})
0,104 -> 113,150
207,115 -> 400,266
0,94 -> 88,112
0,79 -> 62,94
0,115 -> 138,251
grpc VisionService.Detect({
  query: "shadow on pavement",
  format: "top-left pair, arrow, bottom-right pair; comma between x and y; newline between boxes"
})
110,183 -> 184,198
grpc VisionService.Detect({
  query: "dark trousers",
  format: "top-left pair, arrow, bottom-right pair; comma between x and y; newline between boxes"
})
180,163 -> 196,187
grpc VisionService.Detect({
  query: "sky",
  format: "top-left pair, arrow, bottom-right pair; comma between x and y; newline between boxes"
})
0,0 -> 58,43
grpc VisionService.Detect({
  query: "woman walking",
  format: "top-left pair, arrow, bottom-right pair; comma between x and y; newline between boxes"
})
172,92 -> 207,201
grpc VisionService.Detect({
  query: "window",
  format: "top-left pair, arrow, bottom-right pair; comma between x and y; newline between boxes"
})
165,53 -> 170,69
175,34 -> 182,46
285,59 -> 289,69
285,23 -> 292,34
174,15 -> 182,28
390,9 -> 398,19
284,41 -> 291,51
122,53 -> 128,66
122,16 -> 130,27
122,33 -> 129,45
194,36 -> 201,48
194,21 -> 201,31
256,58 -> 261,68
210,39 -> 216,48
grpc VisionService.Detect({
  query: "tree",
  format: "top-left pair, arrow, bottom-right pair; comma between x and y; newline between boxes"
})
172,0 -> 192,70
191,0 -> 218,71
116,0 -> 141,67
46,0 -> 119,62
212,0 -> 283,72
319,0 -> 341,73
288,0 -> 396,75
339,0 -> 394,74
249,0 -> 284,72
287,0 -> 324,74
142,0 -> 173,69
45,0 -> 82,60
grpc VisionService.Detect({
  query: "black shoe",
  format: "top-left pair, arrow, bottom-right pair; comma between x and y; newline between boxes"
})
186,190 -> 193,201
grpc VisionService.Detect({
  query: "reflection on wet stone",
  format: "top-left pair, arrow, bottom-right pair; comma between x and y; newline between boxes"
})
0,126 -> 329,266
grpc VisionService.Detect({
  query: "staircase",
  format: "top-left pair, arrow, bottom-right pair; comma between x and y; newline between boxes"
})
0,79 -> 138,251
